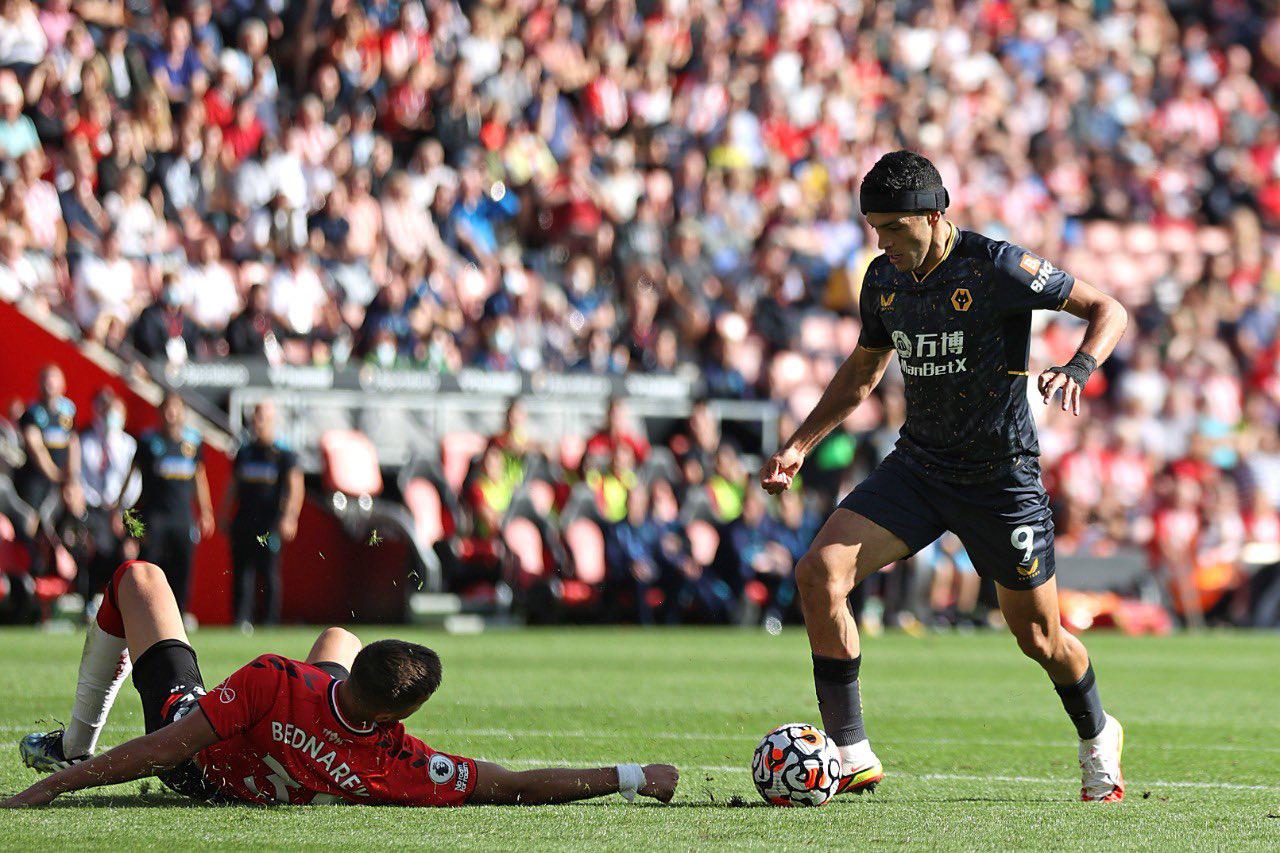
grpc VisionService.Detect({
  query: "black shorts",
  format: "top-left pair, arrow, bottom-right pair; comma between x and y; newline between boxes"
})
131,639 -> 350,801
838,450 -> 1055,591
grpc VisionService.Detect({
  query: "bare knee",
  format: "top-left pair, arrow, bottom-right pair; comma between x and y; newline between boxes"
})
320,626 -> 360,648
117,560 -> 167,596
1012,621 -> 1060,664
796,551 -> 852,605
310,626 -> 362,665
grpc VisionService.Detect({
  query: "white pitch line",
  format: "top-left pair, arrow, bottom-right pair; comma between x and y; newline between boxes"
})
477,758 -> 1278,793
5,722 -> 1278,757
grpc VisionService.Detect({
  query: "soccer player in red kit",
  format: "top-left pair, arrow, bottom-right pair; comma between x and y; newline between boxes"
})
6,561 -> 678,808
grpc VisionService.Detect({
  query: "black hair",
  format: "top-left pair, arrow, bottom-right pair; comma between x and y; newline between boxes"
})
348,640 -> 443,711
861,150 -> 944,197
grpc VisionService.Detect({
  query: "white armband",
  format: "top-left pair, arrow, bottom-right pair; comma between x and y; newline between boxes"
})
616,763 -> 644,802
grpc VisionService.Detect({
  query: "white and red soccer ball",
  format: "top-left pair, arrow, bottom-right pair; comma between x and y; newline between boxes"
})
751,723 -> 842,807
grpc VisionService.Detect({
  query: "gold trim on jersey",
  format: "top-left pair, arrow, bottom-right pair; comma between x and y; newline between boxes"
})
1007,370 -> 1030,376
911,222 -> 958,283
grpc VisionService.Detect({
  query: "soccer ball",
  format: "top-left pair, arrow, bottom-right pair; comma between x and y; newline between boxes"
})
751,723 -> 842,807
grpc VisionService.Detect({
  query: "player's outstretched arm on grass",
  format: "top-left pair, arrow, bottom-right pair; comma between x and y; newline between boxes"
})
760,345 -> 894,494
1,708 -> 220,808
467,761 -> 679,805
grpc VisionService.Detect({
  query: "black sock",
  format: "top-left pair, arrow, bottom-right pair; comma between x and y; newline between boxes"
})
812,654 -> 866,746
1053,663 -> 1106,740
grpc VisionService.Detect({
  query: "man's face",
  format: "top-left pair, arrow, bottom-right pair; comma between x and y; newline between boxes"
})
163,396 -> 185,427
866,211 -> 937,272
41,368 -> 65,400
252,401 -> 275,441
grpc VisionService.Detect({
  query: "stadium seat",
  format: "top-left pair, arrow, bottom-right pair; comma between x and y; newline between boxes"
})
686,519 -> 719,567
320,430 -> 383,497
563,517 -> 607,585
403,477 -> 445,544
440,431 -> 489,495
504,515 -> 546,578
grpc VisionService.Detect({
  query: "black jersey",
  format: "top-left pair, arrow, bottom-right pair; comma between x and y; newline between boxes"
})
856,227 -> 1075,484
232,439 -> 297,527
135,427 -> 203,523
18,397 -> 77,477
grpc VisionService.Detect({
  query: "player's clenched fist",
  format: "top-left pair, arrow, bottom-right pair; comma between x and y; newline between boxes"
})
639,764 -> 680,803
759,446 -> 804,494
1038,351 -> 1097,417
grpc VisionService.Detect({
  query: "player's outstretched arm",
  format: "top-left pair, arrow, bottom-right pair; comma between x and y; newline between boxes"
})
1,708 -> 219,808
467,761 -> 679,805
760,345 -> 894,494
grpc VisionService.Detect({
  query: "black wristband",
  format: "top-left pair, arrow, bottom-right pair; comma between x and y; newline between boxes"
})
1048,352 -> 1097,387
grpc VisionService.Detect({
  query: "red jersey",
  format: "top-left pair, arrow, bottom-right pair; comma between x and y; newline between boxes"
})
194,654 -> 476,807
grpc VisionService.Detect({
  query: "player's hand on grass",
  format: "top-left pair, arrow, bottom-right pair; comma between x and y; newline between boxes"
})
759,446 -> 804,494
1,785 -> 55,808
1037,368 -> 1083,416
639,764 -> 679,803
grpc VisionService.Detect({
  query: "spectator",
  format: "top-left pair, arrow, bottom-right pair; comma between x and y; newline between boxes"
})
584,397 -> 649,465
72,228 -> 138,345
605,482 -> 663,624
130,273 -> 200,362
226,283 -> 285,361
0,72 -> 39,159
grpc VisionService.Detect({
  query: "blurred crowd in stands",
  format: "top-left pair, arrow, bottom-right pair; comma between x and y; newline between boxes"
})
3,0 -> 1280,628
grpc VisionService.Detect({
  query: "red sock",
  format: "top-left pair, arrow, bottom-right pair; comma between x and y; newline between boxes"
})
95,560 -> 146,639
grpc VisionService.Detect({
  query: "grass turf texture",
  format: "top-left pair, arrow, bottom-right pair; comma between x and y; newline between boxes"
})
1,627 -> 1277,850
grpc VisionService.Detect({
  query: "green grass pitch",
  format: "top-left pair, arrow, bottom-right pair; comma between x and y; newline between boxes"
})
2,626 -> 1277,850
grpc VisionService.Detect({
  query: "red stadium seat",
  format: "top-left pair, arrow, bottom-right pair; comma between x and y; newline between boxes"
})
403,477 -> 445,544
686,519 -> 719,567
320,430 -> 383,496
504,515 -> 546,578
440,431 -> 488,494
564,517 -> 607,585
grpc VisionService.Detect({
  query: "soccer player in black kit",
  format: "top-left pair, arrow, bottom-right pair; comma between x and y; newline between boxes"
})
760,151 -> 1130,802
